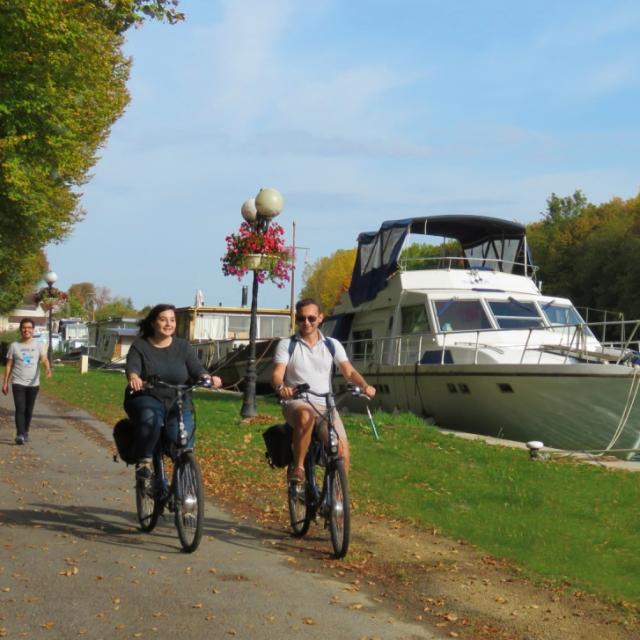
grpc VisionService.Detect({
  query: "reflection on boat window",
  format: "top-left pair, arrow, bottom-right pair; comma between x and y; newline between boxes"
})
541,303 -> 584,326
401,305 -> 432,334
434,300 -> 492,331
352,329 -> 374,361
489,300 -> 544,329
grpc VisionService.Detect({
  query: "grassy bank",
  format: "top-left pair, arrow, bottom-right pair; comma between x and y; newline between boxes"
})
37,365 -> 640,606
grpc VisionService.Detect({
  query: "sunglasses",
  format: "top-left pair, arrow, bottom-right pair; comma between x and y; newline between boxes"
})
296,314 -> 318,323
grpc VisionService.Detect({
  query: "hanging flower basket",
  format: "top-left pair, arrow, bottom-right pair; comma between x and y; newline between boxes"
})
33,287 -> 67,312
221,222 -> 293,288
242,253 -> 277,270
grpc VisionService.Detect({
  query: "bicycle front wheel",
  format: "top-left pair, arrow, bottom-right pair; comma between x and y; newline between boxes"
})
174,452 -> 205,553
136,462 -> 162,533
328,459 -> 350,558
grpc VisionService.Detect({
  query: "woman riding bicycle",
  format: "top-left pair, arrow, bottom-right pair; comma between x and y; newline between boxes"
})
125,304 -> 222,485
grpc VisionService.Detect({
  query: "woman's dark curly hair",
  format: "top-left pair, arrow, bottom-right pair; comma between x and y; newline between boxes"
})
138,304 -> 176,338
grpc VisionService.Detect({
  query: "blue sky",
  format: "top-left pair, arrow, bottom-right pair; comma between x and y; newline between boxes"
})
46,0 -> 640,310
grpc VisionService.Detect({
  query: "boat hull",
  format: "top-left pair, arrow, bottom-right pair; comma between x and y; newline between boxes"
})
341,363 -> 640,458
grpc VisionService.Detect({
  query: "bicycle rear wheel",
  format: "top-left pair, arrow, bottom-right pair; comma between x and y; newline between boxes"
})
136,461 -> 162,533
328,459 -> 350,558
174,452 -> 204,553
287,464 -> 312,537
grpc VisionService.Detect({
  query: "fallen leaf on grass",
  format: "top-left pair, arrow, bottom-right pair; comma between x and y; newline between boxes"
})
303,617 -> 316,625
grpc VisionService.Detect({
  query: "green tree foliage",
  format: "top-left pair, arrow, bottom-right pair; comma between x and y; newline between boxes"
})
0,249 -> 48,313
94,297 -> 138,321
64,294 -> 89,320
400,240 -> 463,270
527,191 -> 640,318
300,248 -> 357,314
0,0 -> 183,314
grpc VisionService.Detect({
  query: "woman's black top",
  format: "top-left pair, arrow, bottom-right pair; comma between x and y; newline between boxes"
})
125,337 -> 206,410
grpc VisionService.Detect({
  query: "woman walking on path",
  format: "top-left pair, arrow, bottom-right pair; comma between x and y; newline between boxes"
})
2,317 -> 51,445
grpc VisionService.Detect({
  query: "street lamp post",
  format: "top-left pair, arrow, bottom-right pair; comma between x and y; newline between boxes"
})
44,271 -> 58,363
240,188 -> 284,419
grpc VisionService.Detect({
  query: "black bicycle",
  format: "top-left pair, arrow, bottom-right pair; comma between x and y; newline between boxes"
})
285,383 -> 368,559
135,378 -> 210,553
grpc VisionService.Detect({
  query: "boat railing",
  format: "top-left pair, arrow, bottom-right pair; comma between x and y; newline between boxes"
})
342,318 -> 640,368
398,255 -> 538,276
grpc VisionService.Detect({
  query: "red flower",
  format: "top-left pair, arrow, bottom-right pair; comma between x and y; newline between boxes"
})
221,222 -> 293,287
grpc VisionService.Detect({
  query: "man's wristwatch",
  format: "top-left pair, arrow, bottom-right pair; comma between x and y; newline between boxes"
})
275,383 -> 285,391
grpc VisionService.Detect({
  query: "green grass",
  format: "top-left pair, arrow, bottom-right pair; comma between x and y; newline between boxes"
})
36,365 -> 640,606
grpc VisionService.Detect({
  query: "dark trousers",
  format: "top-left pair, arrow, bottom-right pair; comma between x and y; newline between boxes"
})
12,384 -> 39,437
124,394 -> 195,461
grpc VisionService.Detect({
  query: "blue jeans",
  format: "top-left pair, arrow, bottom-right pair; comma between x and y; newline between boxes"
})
125,394 -> 195,461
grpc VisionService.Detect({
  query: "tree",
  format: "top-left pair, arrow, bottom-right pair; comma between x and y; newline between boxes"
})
0,249 -> 48,314
527,191 -> 640,319
400,240 -> 462,270
300,248 -> 357,314
94,297 -> 138,321
0,0 -> 183,314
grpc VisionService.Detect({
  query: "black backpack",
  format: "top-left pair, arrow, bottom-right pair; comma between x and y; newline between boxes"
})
262,423 -> 293,468
113,418 -> 136,464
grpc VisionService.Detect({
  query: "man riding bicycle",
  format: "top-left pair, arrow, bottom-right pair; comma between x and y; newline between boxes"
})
271,298 -> 375,484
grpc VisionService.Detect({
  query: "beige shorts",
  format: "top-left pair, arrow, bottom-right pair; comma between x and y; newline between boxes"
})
282,399 -> 347,445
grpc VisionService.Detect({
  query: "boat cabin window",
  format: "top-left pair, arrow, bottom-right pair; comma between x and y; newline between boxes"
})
541,303 -> 584,326
401,305 -> 432,334
434,299 -> 492,332
228,315 -> 250,339
352,329 -> 375,361
259,315 -> 290,339
488,300 -> 544,329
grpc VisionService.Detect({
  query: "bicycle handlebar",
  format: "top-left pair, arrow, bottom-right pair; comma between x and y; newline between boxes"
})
292,382 -> 369,400
144,376 -> 214,392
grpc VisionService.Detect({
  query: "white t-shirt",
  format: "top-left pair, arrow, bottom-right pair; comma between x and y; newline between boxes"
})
274,332 -> 348,405
7,340 -> 47,387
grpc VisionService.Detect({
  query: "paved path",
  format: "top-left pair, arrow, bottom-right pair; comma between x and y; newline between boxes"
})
0,390 -> 443,640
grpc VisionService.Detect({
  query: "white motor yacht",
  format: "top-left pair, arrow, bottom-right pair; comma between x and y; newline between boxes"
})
325,216 -> 640,460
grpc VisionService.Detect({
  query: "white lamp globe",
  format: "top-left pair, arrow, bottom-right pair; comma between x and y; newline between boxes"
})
241,198 -> 257,223
45,271 -> 58,286
255,187 -> 284,219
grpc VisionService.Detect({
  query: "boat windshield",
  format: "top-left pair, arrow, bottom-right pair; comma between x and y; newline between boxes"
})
540,302 -> 584,326
434,299 -> 492,332
488,299 -> 544,329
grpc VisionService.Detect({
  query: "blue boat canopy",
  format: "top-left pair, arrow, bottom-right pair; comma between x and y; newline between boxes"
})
349,215 -> 533,307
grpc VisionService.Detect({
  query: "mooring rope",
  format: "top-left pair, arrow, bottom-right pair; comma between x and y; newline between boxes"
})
603,366 -> 640,452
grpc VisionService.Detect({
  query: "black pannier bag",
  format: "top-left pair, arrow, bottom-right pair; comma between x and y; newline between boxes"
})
113,418 -> 136,464
262,423 -> 293,468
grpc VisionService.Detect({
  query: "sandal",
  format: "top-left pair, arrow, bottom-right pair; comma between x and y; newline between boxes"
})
287,465 -> 305,483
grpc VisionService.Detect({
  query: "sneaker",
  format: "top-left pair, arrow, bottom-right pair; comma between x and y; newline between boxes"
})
23,433 -> 30,443
135,460 -> 152,487
15,435 -> 24,445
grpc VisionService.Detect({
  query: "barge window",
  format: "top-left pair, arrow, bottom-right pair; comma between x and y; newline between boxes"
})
434,299 -> 492,332
228,315 -> 250,339
401,305 -> 431,334
489,300 -> 544,329
259,316 -> 290,338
